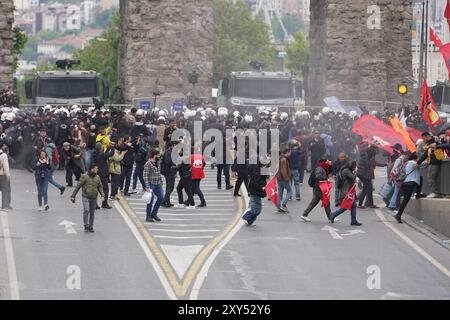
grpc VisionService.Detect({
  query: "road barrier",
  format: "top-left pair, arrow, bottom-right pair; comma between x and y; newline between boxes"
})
420,160 -> 450,196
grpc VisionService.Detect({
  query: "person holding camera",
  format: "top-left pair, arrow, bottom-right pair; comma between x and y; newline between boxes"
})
33,150 -> 51,212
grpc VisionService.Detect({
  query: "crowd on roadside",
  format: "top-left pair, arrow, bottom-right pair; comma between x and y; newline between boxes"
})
0,87 -> 449,230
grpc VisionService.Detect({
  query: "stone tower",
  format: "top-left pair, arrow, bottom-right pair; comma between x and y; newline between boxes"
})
307,0 -> 413,106
118,0 -> 213,104
0,0 -> 15,90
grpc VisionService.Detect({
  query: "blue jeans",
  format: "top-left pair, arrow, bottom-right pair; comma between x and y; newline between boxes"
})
133,163 -> 146,190
331,201 -> 357,224
84,149 -> 95,171
242,195 -> 262,224
277,179 -> 292,208
35,175 -> 49,206
48,168 -> 62,189
291,169 -> 301,198
146,183 -> 164,220
388,183 -> 401,209
193,179 -> 206,204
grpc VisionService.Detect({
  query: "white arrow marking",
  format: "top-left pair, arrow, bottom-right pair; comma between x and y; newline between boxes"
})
59,220 -> 77,234
341,230 -> 366,237
322,226 -> 343,240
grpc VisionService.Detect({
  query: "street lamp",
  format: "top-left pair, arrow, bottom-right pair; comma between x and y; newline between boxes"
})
153,88 -> 163,109
398,83 -> 408,109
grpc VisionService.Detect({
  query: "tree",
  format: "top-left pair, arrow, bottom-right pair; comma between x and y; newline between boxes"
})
282,14 -> 306,36
286,31 -> 309,77
213,0 -> 275,85
73,11 -> 120,102
13,27 -> 28,71
61,44 -> 76,54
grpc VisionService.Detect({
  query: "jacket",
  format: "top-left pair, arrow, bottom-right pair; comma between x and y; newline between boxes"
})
144,159 -> 163,186
33,158 -> 51,178
0,151 -> 10,177
108,149 -> 125,175
338,167 -> 357,203
191,154 -> 205,180
71,173 -> 105,200
44,143 -> 58,169
62,145 -> 85,171
276,155 -> 291,181
92,147 -> 114,177
247,165 -> 268,198
71,127 -> 88,145
357,153 -> 372,180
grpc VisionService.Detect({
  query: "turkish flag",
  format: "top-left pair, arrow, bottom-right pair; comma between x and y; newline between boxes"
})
340,184 -> 356,210
430,27 -> 443,48
319,181 -> 333,208
419,80 -> 441,131
265,176 -> 278,208
445,0 -> 450,32
438,43 -> 450,80
352,115 -> 408,154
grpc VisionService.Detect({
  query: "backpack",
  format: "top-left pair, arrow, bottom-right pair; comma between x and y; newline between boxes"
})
336,169 -> 345,190
160,153 -> 167,176
392,161 -> 407,182
52,148 -> 60,166
308,169 -> 317,188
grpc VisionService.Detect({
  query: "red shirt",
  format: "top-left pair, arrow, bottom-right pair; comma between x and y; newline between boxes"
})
191,154 -> 205,180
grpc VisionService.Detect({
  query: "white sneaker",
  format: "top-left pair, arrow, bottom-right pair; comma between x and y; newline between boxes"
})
300,215 -> 311,222
426,193 -> 437,198
38,206 -> 43,212
174,204 -> 186,209
186,205 -> 196,210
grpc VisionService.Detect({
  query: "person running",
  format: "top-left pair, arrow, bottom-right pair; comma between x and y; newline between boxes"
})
329,160 -> 362,226
242,163 -> 268,226
62,142 -> 85,187
44,138 -> 66,196
71,164 -> 106,233
143,149 -> 165,222
276,148 -> 292,213
301,158 -> 333,222
92,142 -> 114,209
191,147 -> 207,207
33,150 -> 51,212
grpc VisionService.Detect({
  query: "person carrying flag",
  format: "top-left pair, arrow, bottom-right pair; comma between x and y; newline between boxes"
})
329,160 -> 362,226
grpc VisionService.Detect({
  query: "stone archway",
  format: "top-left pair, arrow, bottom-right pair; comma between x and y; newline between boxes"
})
0,0 -> 412,105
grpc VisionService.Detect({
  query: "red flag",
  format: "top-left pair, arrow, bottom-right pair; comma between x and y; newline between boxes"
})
319,181 -> 333,208
340,184 -> 356,210
352,115 -> 408,154
265,176 -> 278,208
430,27 -> 443,48
438,43 -> 450,80
419,80 -> 441,131
406,127 -> 422,143
445,0 -> 450,32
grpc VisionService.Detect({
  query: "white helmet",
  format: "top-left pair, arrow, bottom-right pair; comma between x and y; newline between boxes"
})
184,109 -> 192,119
205,107 -> 212,113
280,112 -> 289,120
157,116 -> 165,121
322,107 -> 331,114
5,112 -> 16,122
44,104 -> 52,111
201,116 -> 206,121
349,111 -> 359,119
158,110 -> 165,117
233,110 -> 240,117
295,111 -> 303,118
370,110 -> 378,116
136,109 -> 145,116
218,107 -> 228,117
200,110 -> 206,117
88,106 -> 96,113
301,111 -> 310,118
71,105 -> 79,110
244,114 -> 253,123
197,107 -> 204,112
210,110 -> 217,117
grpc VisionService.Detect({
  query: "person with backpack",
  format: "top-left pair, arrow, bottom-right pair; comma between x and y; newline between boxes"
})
329,160 -> 362,226
387,151 -> 410,211
33,150 -> 52,212
301,158 -> 333,222
44,138 -> 65,196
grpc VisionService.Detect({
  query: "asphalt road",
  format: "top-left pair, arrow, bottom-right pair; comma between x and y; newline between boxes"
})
0,167 -> 449,300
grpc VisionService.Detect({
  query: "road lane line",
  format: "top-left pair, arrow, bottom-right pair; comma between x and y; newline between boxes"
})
375,209 -> 450,278
154,236 -> 214,240
114,203 -> 177,300
0,210 -> 20,300
189,186 -> 249,300
148,229 -> 221,233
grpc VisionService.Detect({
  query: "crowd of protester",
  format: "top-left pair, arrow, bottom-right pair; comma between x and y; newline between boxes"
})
0,87 -> 449,230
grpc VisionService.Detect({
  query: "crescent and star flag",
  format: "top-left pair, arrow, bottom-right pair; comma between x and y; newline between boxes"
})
445,0 -> 450,32
352,115 -> 408,154
390,116 -> 416,152
430,27 -> 443,48
419,80 -> 441,132
340,184 -> 356,211
319,181 -> 333,208
265,176 -> 278,208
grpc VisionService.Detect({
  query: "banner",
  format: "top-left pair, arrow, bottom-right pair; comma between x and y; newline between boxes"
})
430,27 -> 443,48
352,115 -> 408,154
340,184 -> 356,210
406,127 -> 422,143
319,181 -> 333,208
419,80 -> 441,131
390,116 -> 416,152
265,176 -> 278,208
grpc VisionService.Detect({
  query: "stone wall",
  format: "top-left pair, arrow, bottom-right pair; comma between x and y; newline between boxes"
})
118,0 -> 213,104
0,0 -> 14,90
307,0 -> 413,106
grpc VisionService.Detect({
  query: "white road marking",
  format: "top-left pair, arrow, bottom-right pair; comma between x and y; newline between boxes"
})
160,218 -> 229,221
0,210 -> 20,300
135,212 -> 231,216
322,226 -> 343,240
189,186 -> 249,300
160,245 -> 203,279
154,235 -> 214,239
114,203 -> 177,300
375,209 -> 450,278
148,229 -> 221,233
59,220 -> 77,234
148,224 -> 224,227
341,230 -> 365,237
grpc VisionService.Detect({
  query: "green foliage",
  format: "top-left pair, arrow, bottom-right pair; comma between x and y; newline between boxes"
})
213,0 -> 275,85
286,31 -> 309,77
61,44 -> 76,54
272,14 -> 306,43
13,27 -> 28,71
73,10 -> 120,102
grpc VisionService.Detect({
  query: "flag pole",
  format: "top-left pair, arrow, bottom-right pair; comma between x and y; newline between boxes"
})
418,0 -> 425,96
424,0 -> 429,82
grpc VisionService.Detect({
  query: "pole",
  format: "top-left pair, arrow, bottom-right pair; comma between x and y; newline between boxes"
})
424,0 -> 429,82
418,1 -> 425,94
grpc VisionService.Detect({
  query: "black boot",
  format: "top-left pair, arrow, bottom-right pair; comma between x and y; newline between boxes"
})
102,201 -> 112,209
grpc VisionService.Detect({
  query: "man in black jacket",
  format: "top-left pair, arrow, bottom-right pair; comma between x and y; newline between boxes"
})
357,147 -> 378,209
161,141 -> 177,207
119,136 -> 135,196
92,142 -> 114,209
419,132 -> 442,198
242,164 -> 268,226
173,144 -> 195,209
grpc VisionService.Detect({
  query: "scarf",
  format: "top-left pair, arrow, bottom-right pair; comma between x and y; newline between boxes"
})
319,161 -> 331,179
